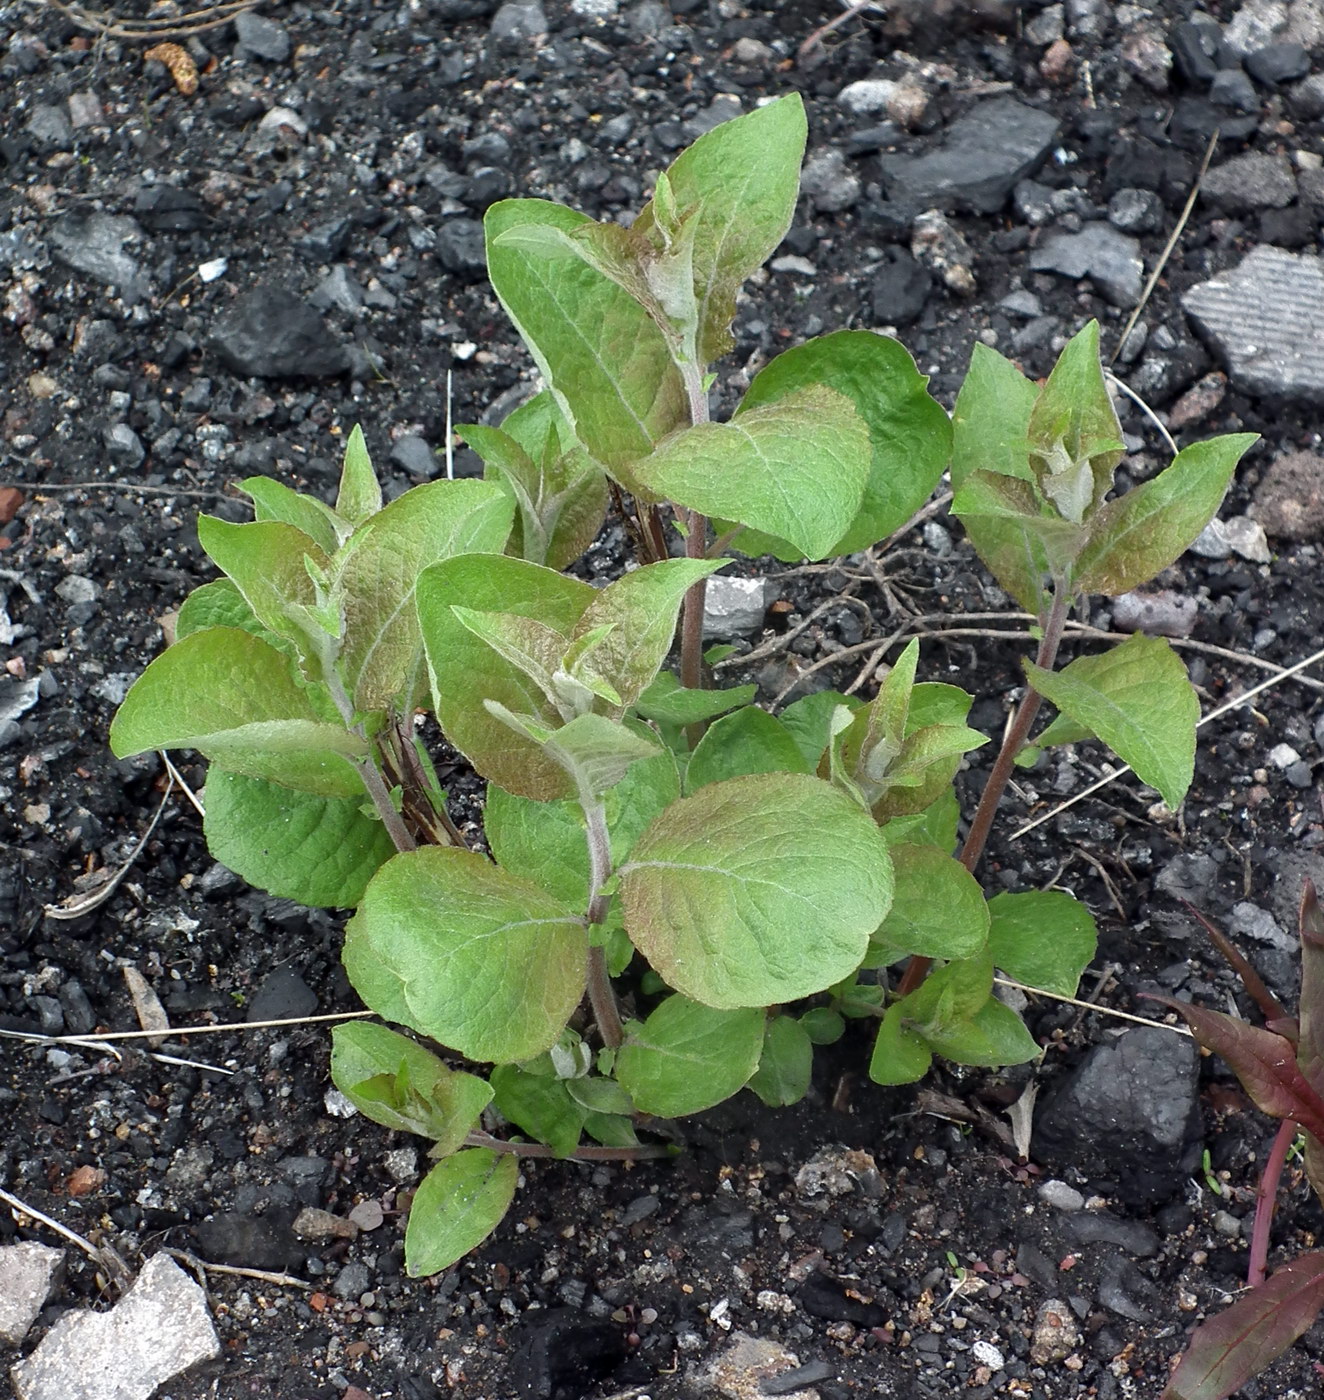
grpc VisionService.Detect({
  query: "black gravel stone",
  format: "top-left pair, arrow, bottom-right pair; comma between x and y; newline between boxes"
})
210,288 -> 350,379
1169,17 -> 1224,86
1209,67 -> 1259,112
1246,42 -> 1311,88
870,246 -> 932,326
134,184 -> 208,233
510,1309 -> 627,1400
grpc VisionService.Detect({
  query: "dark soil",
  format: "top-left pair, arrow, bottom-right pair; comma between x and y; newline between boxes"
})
4,0 -> 1324,1397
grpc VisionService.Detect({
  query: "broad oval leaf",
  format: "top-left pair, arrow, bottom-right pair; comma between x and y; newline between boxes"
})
241,475 -> 344,554
417,554 -> 595,800
489,1063 -> 586,1158
1161,1251 -> 1324,1400
486,198 -> 687,474
951,341 -> 1038,488
619,773 -> 893,1009
870,1002 -> 932,1086
404,1148 -> 518,1278
204,768 -> 395,908
736,330 -> 952,555
629,385 -> 871,561
615,994 -> 764,1117
339,479 -> 515,713
685,706 -> 811,792
747,1015 -> 815,1108
109,627 -> 365,797
1073,433 -> 1258,597
870,844 -> 990,963
986,890 -> 1097,998
1024,632 -> 1198,809
343,847 -> 587,1064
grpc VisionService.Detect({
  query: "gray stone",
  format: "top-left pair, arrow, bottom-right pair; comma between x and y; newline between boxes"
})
911,209 -> 976,295
490,0 -> 548,46
211,288 -> 349,379
0,1243 -> 64,1346
11,1254 -> 218,1400
1065,0 -> 1110,41
27,104 -> 73,150
67,92 -> 103,130
1228,900 -> 1295,951
47,212 -> 148,304
1064,1211 -> 1160,1256
1037,1179 -> 1084,1212
1107,187 -> 1164,234
870,246 -> 931,326
1112,589 -> 1199,638
309,265 -> 365,316
332,1261 -> 372,1300
688,1332 -> 818,1400
1182,246 -> 1324,404
880,97 -> 1060,216
247,965 -> 317,1022
1251,449 -> 1324,540
1014,178 -> 1056,227
1028,223 -> 1143,306
703,577 -> 768,639
103,424 -> 145,469
837,78 -> 898,115
1033,1026 -> 1200,1204
390,435 -> 439,477
1210,67 -> 1260,111
1224,0 -> 1324,57
1201,152 -> 1298,212
1025,5 -> 1065,44
234,11 -> 291,61
55,575 -> 99,606
1030,1298 -> 1081,1366
1190,514 -> 1271,562
800,148 -> 860,213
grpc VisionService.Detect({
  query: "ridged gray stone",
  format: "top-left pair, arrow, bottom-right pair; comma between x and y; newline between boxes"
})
1182,245 -> 1324,404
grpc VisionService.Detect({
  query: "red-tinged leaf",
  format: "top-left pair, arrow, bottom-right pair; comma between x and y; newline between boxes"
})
1299,880 -> 1324,1086
1149,995 -> 1324,1144
1162,1251 -> 1324,1400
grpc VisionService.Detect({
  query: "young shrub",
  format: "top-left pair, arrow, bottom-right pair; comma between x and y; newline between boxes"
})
109,94 -> 1253,1275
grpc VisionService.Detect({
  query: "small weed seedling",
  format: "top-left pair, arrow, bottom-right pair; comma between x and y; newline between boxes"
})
1153,885 -> 1324,1400
110,94 -> 1254,1275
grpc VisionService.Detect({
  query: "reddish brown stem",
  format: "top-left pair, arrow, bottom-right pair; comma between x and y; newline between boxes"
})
896,586 -> 1071,999
1249,1118 -> 1298,1287
464,1130 -> 671,1161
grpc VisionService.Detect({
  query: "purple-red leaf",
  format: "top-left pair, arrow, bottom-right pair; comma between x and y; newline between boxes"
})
1162,1251 -> 1324,1400
1149,995 -> 1324,1145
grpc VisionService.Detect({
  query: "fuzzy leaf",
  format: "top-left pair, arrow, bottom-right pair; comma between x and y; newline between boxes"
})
242,476 -> 345,554
1024,633 -> 1198,809
685,707 -> 811,792
343,847 -> 587,1065
615,995 -> 764,1117
489,1064 -> 586,1159
950,342 -> 1038,488
1161,1252 -> 1324,1400
204,768 -> 395,908
630,385 -> 872,561
632,93 -> 807,364
418,554 -> 595,800
486,199 -> 687,474
110,627 -> 365,797
869,843 -> 990,964
336,424 -> 383,527
619,773 -> 893,1009
404,1149 -> 518,1278
330,1022 -> 492,1155
633,672 -> 757,727
747,1014 -> 814,1108
870,1002 -> 933,1085
339,479 -> 514,713
986,890 -> 1097,998
1073,434 -> 1257,596
734,330 -> 952,555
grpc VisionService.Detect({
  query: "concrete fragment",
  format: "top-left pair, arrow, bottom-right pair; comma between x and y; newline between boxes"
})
1028,223 -> 1143,306
0,1243 -> 64,1346
1251,449 -> 1324,540
1183,246 -> 1324,404
1190,515 -> 1271,562
1200,152 -> 1298,213
11,1254 -> 218,1400
1031,1297 -> 1082,1365
1112,590 -> 1199,638
702,577 -> 768,639
687,1332 -> 819,1400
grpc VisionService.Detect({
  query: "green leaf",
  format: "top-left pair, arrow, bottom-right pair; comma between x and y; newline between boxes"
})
336,423 -> 383,527
583,1111 -> 639,1147
951,469 -> 1082,613
870,1002 -> 932,1085
619,773 -> 893,1009
535,711 -> 664,798
1025,324 -> 1124,517
870,844 -> 990,963
633,93 -> 807,364
110,628 -> 366,797
735,330 -> 952,554
1073,434 -> 1257,596
490,1064 -> 586,1158
1024,633 -> 1198,808
685,707 -> 811,792
330,1022 -> 492,1155
418,554 -> 595,800
203,767 -> 395,908
484,786 -> 589,908
176,578 -> 266,641
779,690 -> 858,768
630,385 -> 871,561
799,1007 -> 845,1045
870,722 -> 988,821
404,1148 -> 518,1278
196,517 -> 332,677
747,1015 -> 814,1107
1160,1251 -> 1324,1400
615,995 -> 764,1117
950,342 -> 1038,488
343,847 -> 587,1064
986,890 -> 1097,998
339,479 -> 515,713
634,671 -> 758,727
241,476 -> 345,554
899,951 -> 994,1029
564,1075 -> 635,1116
920,996 -> 1040,1067
486,199 -> 687,475
878,788 -> 961,853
